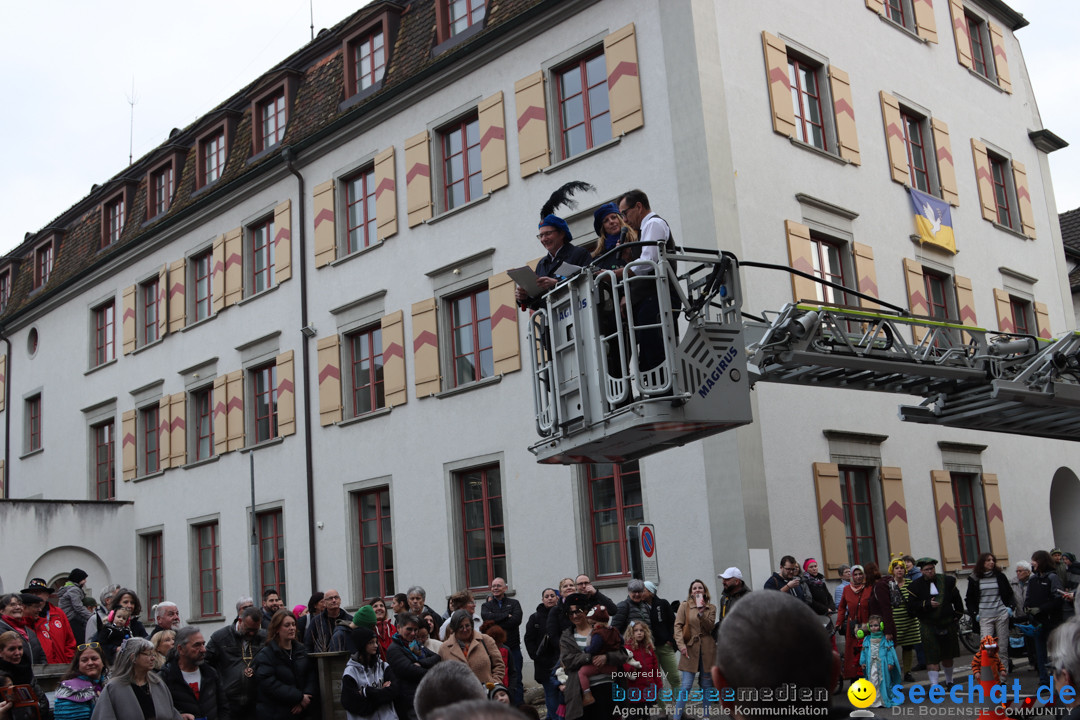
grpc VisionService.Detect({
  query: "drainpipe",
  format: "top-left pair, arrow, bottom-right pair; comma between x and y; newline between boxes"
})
1,333 -> 9,499
281,146 -> 319,592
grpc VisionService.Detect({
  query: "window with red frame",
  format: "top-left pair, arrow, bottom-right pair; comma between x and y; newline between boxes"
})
458,465 -> 504,590
952,473 -> 981,567
349,326 -> 385,416
202,131 -> 225,186
345,167 -> 377,253
152,165 -> 174,217
788,55 -> 827,150
448,0 -> 485,37
257,509 -> 287,601
104,197 -> 125,247
250,219 -> 275,295
885,0 -> 906,26
193,387 -> 214,461
193,250 -> 213,322
0,272 -> 10,311
26,395 -> 41,453
259,93 -> 286,152
1010,297 -> 1031,336
440,116 -> 481,210
901,111 -> 931,193
357,487 -> 395,598
989,154 -> 1013,228
352,30 -> 385,94
141,279 -> 159,346
94,421 -> 115,500
449,287 -> 493,387
35,244 -> 53,288
587,461 -> 644,578
196,522 -> 221,616
923,271 -> 952,321
966,13 -> 989,79
808,234 -> 848,305
144,532 -> 164,609
252,363 -> 278,443
94,302 -> 115,367
556,51 -> 611,159
840,466 -> 878,567
141,405 -> 159,475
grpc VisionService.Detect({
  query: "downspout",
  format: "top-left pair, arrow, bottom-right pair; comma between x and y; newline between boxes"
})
1,333 -> 9,499
281,146 -> 319,592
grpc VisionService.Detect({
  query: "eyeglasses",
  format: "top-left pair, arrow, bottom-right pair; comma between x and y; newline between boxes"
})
568,609 -> 584,616
77,642 -> 101,652
536,230 -> 559,240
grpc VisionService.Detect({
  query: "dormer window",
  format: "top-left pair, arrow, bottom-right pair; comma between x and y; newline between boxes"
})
341,10 -> 401,105
152,165 -> 174,216
0,270 -> 10,311
104,196 -> 125,247
448,0 -> 485,37
202,131 -> 226,186
257,91 -> 287,152
34,242 -> 53,288
352,30 -> 385,94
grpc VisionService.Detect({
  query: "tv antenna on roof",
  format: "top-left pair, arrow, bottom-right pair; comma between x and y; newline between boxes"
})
310,0 -> 314,41
126,76 -> 139,167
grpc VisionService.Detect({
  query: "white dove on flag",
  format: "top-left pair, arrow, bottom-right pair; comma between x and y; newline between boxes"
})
920,200 -> 942,236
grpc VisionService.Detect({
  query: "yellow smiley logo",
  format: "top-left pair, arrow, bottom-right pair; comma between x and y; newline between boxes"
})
847,678 -> 877,709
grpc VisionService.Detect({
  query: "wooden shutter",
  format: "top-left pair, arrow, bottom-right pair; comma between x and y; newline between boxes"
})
880,467 -> 911,559
903,258 -> 928,343
604,23 -> 644,137
865,0 -> 885,15
314,180 -> 337,268
948,0 -> 973,69
931,470 -> 964,571
853,242 -> 879,309
226,370 -> 245,452
223,227 -> 244,307
488,272 -> 520,375
168,260 -> 186,334
276,350 -> 295,437
784,220 -> 818,303
993,288 -> 1015,332
158,396 -> 172,469
981,473 -> 1008,567
169,392 -> 186,468
212,234 -> 225,315
914,0 -> 939,43
988,22 -> 1012,93
479,92 -> 508,194
0,355 -> 6,412
381,311 -> 407,408
412,297 -> 440,397
1012,161 -> 1036,238
879,92 -> 908,184
213,376 -> 228,457
374,146 -> 398,241
274,199 -> 292,284
829,66 -> 860,164
1035,301 -> 1052,340
157,265 -> 169,339
954,275 -> 978,344
122,409 -> 137,481
931,118 -> 959,206
317,335 -> 342,426
405,131 -> 433,227
812,462 -> 847,579
762,32 -> 796,138
122,285 -> 137,355
971,139 -> 996,222
514,71 -> 550,177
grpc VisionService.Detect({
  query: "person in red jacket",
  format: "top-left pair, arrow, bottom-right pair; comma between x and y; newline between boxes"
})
623,620 -> 662,710
22,579 -> 76,664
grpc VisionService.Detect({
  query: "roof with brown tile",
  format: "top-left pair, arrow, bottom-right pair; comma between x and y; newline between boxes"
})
0,0 -> 552,323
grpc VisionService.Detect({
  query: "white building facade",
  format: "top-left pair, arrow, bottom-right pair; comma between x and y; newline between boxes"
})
0,0 -> 1076,633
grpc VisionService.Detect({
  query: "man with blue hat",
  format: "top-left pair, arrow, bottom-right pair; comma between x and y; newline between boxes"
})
515,208 -> 591,311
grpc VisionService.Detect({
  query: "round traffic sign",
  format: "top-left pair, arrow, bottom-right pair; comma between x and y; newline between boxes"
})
641,526 -> 655,557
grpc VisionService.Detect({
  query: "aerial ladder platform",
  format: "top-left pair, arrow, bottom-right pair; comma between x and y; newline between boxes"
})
526,243 -> 1080,464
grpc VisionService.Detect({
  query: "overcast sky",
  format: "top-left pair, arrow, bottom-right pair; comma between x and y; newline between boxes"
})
0,1 -> 1076,258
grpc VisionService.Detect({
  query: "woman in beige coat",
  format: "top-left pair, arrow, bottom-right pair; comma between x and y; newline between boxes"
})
437,609 -> 504,685
673,579 -> 717,719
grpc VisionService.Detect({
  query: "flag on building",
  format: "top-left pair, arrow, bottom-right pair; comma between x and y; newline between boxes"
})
909,186 -> 956,253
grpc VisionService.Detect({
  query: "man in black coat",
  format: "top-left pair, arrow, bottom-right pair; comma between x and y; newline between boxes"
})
206,606 -> 266,720
906,557 -> 965,688
385,613 -> 440,720
163,626 -> 231,720
481,577 -> 524,705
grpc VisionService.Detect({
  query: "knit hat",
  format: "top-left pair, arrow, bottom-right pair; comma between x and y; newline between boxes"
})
803,558 -> 818,573
353,605 -> 377,628
487,683 -> 510,701
539,215 -> 572,244
69,568 -> 88,584
586,606 -> 609,623
643,581 -> 658,595
351,625 -> 376,654
593,202 -> 621,238
292,605 -> 307,618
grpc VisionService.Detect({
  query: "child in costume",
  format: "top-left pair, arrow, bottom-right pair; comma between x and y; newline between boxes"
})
859,614 -> 900,708
577,607 -> 626,706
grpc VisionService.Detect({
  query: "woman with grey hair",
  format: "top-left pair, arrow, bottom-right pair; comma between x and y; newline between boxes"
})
91,637 -> 181,719
1048,619 -> 1080,717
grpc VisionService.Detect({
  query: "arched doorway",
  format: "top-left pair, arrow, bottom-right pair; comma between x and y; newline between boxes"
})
1050,467 -> 1080,552
25,546 -> 112,600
